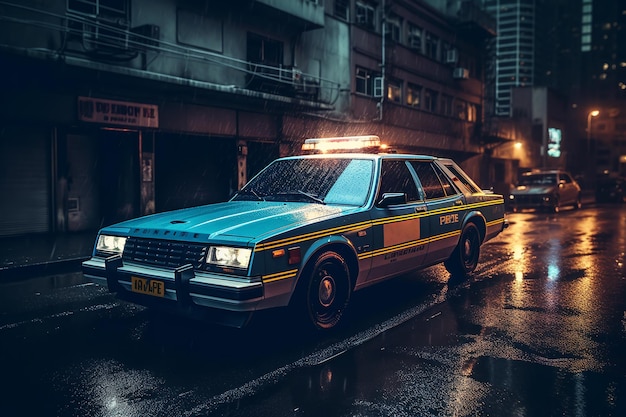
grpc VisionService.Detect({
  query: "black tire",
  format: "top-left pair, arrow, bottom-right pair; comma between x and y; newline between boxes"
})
300,251 -> 352,331
444,223 -> 481,278
573,194 -> 582,210
552,196 -> 561,213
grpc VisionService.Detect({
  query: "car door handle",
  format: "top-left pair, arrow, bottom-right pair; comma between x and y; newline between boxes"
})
454,200 -> 464,206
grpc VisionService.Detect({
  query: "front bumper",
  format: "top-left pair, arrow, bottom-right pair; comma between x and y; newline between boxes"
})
82,254 -> 264,327
509,194 -> 555,210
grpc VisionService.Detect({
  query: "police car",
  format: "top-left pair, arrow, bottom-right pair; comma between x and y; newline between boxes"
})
82,136 -> 507,330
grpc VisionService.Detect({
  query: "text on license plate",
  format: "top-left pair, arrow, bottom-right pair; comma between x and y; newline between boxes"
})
131,276 -> 165,297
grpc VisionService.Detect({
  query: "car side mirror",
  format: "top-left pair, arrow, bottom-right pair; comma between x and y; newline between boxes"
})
377,192 -> 407,207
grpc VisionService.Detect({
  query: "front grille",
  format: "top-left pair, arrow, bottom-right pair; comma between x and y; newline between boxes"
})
514,195 -> 544,206
123,237 -> 208,269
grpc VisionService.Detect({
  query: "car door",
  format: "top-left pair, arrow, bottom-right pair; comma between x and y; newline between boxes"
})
559,172 -> 577,205
410,161 -> 466,265
366,159 -> 429,283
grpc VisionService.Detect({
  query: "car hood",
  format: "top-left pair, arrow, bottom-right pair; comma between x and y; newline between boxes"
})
100,201 -> 359,245
511,185 -> 557,195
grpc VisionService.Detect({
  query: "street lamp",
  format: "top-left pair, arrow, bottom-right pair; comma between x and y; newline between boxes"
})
587,110 -> 599,153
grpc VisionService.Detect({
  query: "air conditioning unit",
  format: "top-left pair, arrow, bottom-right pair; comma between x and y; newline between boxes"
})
446,49 -> 458,64
453,67 -> 469,79
291,68 -> 303,83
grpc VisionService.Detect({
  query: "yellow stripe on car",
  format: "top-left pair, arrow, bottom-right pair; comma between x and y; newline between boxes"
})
262,269 -> 298,283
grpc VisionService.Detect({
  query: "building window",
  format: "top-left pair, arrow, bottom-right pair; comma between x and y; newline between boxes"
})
456,100 -> 467,120
407,23 -> 422,52
468,103 -> 478,122
424,89 -> 438,112
580,0 -> 593,52
247,33 -> 283,67
334,0 -> 349,20
425,32 -> 439,61
68,0 -> 130,51
387,79 -> 402,103
68,0 -> 128,17
406,83 -> 421,107
385,15 -> 401,43
246,32 -> 287,92
355,1 -> 376,28
356,67 -> 379,96
441,94 -> 453,116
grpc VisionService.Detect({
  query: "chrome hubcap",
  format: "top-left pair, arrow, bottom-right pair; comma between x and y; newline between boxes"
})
318,275 -> 336,307
463,239 -> 472,258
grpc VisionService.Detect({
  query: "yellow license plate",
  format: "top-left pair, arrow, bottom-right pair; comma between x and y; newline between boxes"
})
131,276 -> 165,297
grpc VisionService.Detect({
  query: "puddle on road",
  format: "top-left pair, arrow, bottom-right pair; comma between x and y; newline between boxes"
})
467,355 -> 624,417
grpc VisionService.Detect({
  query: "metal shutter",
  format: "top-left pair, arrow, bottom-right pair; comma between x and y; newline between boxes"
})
0,127 -> 51,236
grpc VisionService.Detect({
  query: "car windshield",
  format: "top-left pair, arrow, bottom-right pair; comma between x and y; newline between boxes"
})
519,173 -> 557,186
232,158 -> 374,206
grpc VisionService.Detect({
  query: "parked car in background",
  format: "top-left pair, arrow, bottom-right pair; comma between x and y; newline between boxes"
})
595,174 -> 626,203
508,170 -> 582,213
82,135 -> 507,331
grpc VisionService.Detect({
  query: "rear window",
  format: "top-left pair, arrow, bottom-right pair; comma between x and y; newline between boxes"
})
519,174 -> 557,186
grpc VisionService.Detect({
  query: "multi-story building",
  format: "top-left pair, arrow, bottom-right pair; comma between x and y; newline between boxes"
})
576,0 -> 626,177
484,0 -> 535,117
0,0 -> 500,238
483,0 -> 626,180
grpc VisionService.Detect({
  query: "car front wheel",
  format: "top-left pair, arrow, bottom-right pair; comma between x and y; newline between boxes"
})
445,222 -> 481,278
552,196 -> 561,213
573,194 -> 582,209
301,251 -> 352,331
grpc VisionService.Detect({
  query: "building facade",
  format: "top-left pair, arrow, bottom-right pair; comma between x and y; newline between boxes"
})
0,0 -> 506,238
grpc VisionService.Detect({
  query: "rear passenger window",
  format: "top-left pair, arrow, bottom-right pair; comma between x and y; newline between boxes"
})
378,160 -> 421,203
411,162 -> 445,199
443,163 -> 481,193
432,164 -> 459,196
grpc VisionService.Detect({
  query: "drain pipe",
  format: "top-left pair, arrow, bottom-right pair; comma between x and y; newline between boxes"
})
379,0 -> 385,121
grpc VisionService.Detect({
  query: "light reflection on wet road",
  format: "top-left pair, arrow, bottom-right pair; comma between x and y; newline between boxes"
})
1,204 -> 624,417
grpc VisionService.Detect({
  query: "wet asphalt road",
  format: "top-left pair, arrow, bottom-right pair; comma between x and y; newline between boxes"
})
1,204 -> 625,417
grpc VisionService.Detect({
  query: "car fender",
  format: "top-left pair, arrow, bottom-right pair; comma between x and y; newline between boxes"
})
461,210 -> 487,242
290,235 -> 359,300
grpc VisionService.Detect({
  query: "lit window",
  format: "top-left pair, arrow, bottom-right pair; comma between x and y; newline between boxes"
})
407,83 -> 421,107
387,80 -> 402,103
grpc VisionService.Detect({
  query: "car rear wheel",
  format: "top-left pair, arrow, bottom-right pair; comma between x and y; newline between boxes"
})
445,223 -> 481,278
573,194 -> 582,209
301,251 -> 352,331
552,196 -> 561,213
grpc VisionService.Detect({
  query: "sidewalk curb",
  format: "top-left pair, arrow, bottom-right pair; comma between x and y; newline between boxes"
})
0,257 -> 89,281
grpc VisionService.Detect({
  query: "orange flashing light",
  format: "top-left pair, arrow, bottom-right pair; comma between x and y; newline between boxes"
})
302,135 -> 383,153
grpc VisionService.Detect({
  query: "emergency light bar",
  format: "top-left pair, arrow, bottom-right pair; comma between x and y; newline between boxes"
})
302,135 -> 385,153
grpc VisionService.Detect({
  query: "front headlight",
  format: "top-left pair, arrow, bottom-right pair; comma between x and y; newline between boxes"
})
96,234 -> 127,255
207,246 -> 252,269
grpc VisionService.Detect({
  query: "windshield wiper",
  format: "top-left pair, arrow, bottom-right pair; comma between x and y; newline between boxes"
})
274,190 -> 326,204
235,189 -> 265,201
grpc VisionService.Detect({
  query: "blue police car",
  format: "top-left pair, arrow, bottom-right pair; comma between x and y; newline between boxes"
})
83,136 -> 507,330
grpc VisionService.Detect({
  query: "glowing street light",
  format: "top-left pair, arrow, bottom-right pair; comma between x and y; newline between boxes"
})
587,110 -> 599,153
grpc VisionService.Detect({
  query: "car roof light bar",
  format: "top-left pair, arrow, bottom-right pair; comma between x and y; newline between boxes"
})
302,135 -> 383,153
